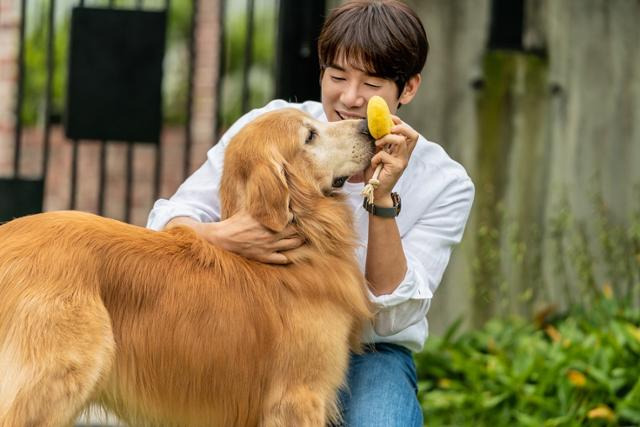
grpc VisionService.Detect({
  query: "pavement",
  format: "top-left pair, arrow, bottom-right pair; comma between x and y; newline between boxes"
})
75,406 -> 123,427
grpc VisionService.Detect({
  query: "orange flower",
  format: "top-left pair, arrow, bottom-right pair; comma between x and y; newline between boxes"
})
487,337 -> 497,353
438,378 -> 452,389
567,370 -> 587,388
602,282 -> 613,299
545,325 -> 561,343
587,404 -> 615,421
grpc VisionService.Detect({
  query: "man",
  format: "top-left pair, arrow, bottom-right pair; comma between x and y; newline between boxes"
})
147,1 -> 474,425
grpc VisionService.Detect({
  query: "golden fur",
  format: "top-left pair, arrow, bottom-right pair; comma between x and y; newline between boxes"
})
0,109 -> 373,426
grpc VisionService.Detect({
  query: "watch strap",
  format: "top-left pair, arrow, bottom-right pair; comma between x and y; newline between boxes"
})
363,192 -> 401,218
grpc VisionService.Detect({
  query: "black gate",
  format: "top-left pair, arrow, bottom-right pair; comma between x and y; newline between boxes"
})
1,0 -> 324,226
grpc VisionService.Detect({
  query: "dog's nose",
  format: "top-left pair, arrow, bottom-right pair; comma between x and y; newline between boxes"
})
358,119 -> 374,142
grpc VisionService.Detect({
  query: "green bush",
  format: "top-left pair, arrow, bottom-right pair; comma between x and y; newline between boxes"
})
415,296 -> 640,426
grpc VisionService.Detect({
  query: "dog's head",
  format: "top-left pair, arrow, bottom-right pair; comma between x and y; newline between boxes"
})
221,108 -> 374,232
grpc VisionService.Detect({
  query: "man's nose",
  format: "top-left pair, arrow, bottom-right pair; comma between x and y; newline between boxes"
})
340,83 -> 365,108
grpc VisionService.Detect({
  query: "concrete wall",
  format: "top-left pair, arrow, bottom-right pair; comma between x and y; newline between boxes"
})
403,0 -> 640,334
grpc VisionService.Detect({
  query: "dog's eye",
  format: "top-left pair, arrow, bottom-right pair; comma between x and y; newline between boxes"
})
305,129 -> 317,144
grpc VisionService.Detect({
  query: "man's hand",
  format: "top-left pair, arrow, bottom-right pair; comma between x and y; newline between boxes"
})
364,115 -> 420,200
166,211 -> 303,264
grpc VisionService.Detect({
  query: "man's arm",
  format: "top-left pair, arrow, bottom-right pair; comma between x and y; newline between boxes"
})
363,116 -> 418,295
365,193 -> 407,295
363,116 -> 474,337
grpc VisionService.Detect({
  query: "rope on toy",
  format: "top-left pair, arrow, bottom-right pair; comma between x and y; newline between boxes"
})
361,95 -> 393,205
361,165 -> 382,205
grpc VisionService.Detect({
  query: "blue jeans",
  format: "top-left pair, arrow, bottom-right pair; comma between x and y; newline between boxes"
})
334,343 -> 423,427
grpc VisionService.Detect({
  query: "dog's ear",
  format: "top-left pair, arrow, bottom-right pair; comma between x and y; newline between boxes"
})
245,158 -> 290,232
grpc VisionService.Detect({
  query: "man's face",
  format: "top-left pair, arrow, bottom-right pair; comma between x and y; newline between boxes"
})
320,59 -> 401,122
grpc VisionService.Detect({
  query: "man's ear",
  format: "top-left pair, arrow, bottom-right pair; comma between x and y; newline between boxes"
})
398,74 -> 422,106
245,159 -> 290,232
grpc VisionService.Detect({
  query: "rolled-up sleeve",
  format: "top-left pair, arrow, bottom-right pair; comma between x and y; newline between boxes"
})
368,175 -> 475,337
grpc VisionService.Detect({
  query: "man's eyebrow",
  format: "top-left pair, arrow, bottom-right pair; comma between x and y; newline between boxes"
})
327,62 -> 383,78
327,63 -> 346,72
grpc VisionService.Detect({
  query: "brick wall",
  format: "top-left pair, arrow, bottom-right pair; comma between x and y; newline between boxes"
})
190,0 -> 221,172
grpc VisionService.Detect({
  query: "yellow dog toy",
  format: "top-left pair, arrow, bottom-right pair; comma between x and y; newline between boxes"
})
361,95 -> 393,204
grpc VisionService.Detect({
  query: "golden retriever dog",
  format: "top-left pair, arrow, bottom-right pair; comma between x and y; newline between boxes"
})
0,109 -> 374,426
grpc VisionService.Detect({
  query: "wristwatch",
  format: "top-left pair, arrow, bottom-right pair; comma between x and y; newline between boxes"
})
363,192 -> 401,218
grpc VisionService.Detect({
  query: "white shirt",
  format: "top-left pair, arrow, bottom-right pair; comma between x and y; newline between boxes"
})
147,99 -> 475,352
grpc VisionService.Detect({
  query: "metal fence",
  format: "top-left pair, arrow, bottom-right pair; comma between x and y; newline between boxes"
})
4,0 -> 179,224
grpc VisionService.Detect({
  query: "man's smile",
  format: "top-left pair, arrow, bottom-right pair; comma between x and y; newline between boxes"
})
336,110 -> 365,120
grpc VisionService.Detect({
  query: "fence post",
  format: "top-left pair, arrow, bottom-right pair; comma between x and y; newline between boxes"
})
0,0 -> 20,177
275,0 -> 325,103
